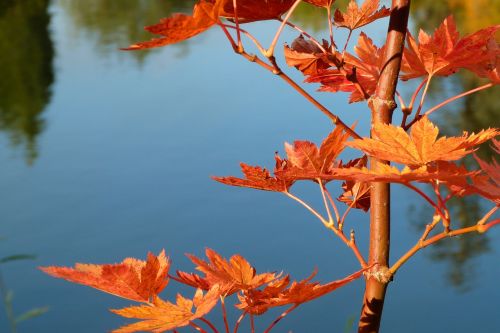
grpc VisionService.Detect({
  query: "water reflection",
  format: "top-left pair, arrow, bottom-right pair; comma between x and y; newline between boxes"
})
409,0 -> 499,291
58,0 -> 196,62
0,0 -> 54,163
0,249 -> 48,332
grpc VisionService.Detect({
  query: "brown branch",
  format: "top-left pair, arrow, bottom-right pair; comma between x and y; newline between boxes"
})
358,1 -> 411,333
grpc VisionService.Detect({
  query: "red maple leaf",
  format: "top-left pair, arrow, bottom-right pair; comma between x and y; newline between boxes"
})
401,16 -> 500,80
307,33 -> 385,102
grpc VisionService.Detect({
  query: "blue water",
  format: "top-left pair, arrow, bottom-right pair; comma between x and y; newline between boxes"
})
1,1 -> 498,333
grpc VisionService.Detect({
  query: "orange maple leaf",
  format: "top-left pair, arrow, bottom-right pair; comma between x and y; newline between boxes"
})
212,157 -> 293,192
111,286 -> 221,333
326,162 -> 477,185
334,0 -> 390,31
284,35 -> 332,75
450,146 -> 500,203
123,1 -> 218,50
40,251 -> 170,303
337,157 -> 370,211
401,16 -> 500,80
215,125 -> 351,189
306,33 -> 385,102
346,116 -> 499,166
464,38 -> 500,84
237,268 -> 365,315
178,249 -> 278,295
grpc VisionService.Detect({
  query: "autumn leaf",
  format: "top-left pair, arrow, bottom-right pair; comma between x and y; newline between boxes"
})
123,1 -> 218,50
346,116 -> 499,166
326,161 -> 477,185
334,0 -> 390,31
214,126 -> 350,190
237,268 -> 365,315
303,0 -> 336,8
338,157 -> 370,211
212,158 -> 293,192
178,249 -> 278,295
218,0 -> 295,23
465,38 -> 500,84
40,251 -> 170,303
401,16 -> 500,79
451,144 -> 500,203
306,33 -> 385,102
284,35 -> 332,75
111,286 -> 221,333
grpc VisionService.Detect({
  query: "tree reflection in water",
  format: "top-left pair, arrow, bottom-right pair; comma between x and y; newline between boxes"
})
409,0 -> 499,291
0,0 -> 54,163
59,0 -> 196,62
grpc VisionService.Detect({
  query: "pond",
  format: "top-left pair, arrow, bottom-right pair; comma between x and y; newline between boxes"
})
0,1 -> 498,332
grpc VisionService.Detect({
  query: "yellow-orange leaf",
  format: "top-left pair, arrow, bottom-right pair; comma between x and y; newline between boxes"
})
181,249 -> 278,295
111,286 -> 221,333
346,116 -> 499,166
40,251 -> 170,303
334,0 -> 390,31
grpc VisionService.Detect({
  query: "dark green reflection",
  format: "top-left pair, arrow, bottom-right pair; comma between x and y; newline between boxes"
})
409,1 -> 499,291
59,0 -> 196,62
0,0 -> 54,163
292,0 -> 349,33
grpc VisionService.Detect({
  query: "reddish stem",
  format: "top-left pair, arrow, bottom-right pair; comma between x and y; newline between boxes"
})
220,296 -> 230,333
191,322 -> 209,333
233,312 -> 247,333
200,318 -> 219,333
263,304 -> 299,333
424,82 -> 494,117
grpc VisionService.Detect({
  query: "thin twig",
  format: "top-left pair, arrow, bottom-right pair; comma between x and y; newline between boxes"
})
200,318 -> 220,333
285,191 -> 330,227
318,179 -> 334,223
220,296 -> 230,333
424,83 -> 494,117
279,19 -> 326,52
263,304 -> 299,333
191,322 -> 209,333
266,0 -> 302,57
233,312 -> 247,333
324,187 -> 341,223
390,217 -> 500,274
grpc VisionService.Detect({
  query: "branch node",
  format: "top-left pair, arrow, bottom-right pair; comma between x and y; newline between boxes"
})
365,265 -> 392,283
368,96 -> 397,112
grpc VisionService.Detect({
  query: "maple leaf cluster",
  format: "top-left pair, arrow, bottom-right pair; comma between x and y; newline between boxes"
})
215,117 -> 499,205
41,249 -> 365,332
